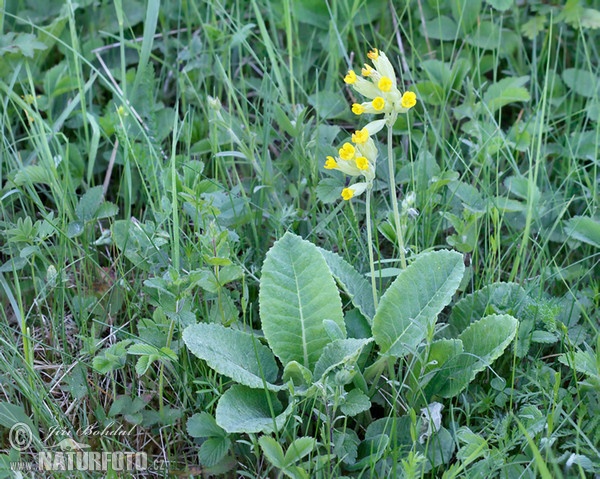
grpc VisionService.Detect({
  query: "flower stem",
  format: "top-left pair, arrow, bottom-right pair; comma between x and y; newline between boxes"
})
386,124 -> 407,269
365,187 -> 378,310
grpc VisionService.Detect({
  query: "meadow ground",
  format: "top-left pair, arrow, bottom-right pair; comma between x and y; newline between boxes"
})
0,1 -> 599,478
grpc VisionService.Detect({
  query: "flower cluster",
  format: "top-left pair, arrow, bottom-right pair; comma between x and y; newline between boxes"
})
326,48 -> 416,201
344,49 -> 417,119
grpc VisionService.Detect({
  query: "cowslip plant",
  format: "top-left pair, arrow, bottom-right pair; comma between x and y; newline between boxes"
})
340,48 -> 417,270
183,232 -> 519,474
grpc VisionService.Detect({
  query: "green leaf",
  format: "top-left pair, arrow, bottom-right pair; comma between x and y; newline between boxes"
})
183,323 -> 282,391
0,32 -> 47,58
426,314 -> 518,398
564,216 -> 600,248
318,247 -> 376,321
581,8 -> 600,29
486,0 -> 513,11
346,434 -> 390,471
372,250 -> 465,357
449,282 -> 529,332
483,76 -> 530,113
259,232 -> 345,369
316,178 -> 343,204
282,361 -> 313,388
75,186 -> 105,222
422,16 -> 459,41
558,349 -> 599,378
187,412 -> 225,438
521,15 -> 547,40
259,436 -> 285,468
465,21 -> 503,50
333,429 -> 359,465
313,338 -> 372,381
199,437 -> 231,467
13,165 -> 53,186
307,90 -> 347,120
215,385 -> 290,434
562,68 -> 599,98
0,402 -> 39,441
340,389 -> 371,417
284,437 -> 316,465
450,0 -> 481,33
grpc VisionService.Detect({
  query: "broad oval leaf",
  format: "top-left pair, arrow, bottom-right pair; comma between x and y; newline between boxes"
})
449,282 -> 529,333
564,216 -> 600,248
562,68 -> 599,98
425,314 -> 518,399
259,232 -> 345,369
215,385 -> 290,434
183,323 -> 282,391
372,250 -> 465,357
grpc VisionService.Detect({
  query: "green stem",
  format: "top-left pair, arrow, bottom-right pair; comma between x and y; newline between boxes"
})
386,124 -> 407,269
365,187 -> 378,310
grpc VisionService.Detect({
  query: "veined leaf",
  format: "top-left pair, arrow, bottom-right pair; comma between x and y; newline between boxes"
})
183,323 -> 282,391
426,314 -> 518,398
564,216 -> 600,248
215,385 -> 290,434
372,250 -> 465,357
259,232 -> 345,369
318,247 -> 376,321
313,338 -> 372,381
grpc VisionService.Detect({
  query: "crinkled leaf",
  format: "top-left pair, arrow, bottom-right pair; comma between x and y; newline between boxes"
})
340,389 -> 371,417
313,338 -> 372,381
483,76 -> 530,113
284,437 -> 316,465
372,250 -> 465,357
426,314 -> 518,398
259,232 -> 345,369
183,323 -> 282,391
187,412 -> 225,438
258,436 -> 285,468
199,437 -> 231,467
564,216 -> 600,248
449,282 -> 529,332
215,385 -> 290,434
318,247 -> 376,321
562,68 -> 599,98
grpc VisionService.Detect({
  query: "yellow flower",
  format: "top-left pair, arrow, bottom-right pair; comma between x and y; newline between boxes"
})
352,103 -> 365,115
361,64 -> 374,77
339,142 -> 355,160
344,70 -> 357,84
401,91 -> 417,109
367,48 -> 379,60
341,188 -> 354,201
324,156 -> 338,169
351,128 -> 369,144
372,97 -> 385,111
355,156 -> 369,170
378,77 -> 393,92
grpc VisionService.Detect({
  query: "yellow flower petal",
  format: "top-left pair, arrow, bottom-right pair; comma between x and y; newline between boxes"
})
339,142 -> 355,160
367,48 -> 379,60
355,156 -> 369,170
401,91 -> 417,109
344,70 -> 357,84
324,156 -> 338,169
361,64 -> 374,77
351,128 -> 369,144
341,188 -> 354,201
372,97 -> 385,111
378,76 -> 393,92
352,103 -> 365,115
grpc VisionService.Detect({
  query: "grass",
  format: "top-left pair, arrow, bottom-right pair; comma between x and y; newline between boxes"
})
0,0 -> 599,477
